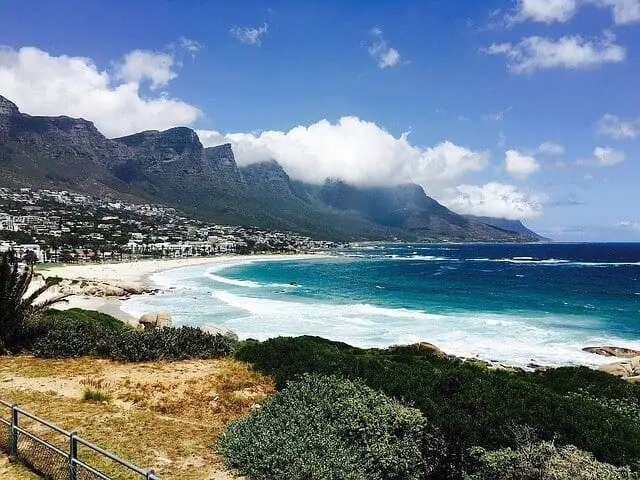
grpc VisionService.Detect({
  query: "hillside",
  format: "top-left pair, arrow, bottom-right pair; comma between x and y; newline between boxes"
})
464,215 -> 550,241
0,95 -> 540,242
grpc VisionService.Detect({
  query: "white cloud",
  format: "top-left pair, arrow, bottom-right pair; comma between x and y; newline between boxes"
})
0,46 -> 201,137
505,149 -> 541,178
509,0 -> 640,24
537,141 -> 565,155
484,31 -> 625,74
198,118 -> 548,220
230,24 -> 269,46
115,50 -> 176,90
510,0 -> 579,23
597,114 -> 638,139
198,117 -> 489,187
593,0 -> 640,24
177,37 -> 204,57
368,28 -> 402,69
593,146 -> 626,165
442,182 -> 548,220
615,220 -> 640,231
483,106 -> 513,122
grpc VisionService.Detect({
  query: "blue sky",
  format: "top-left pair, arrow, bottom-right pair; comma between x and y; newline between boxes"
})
0,0 -> 639,240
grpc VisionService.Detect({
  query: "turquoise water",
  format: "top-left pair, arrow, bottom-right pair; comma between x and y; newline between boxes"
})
121,243 -> 640,367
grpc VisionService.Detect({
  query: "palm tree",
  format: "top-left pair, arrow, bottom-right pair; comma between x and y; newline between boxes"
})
0,251 -> 69,352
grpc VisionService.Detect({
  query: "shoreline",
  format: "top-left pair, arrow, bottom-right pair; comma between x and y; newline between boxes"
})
39,253 -> 333,323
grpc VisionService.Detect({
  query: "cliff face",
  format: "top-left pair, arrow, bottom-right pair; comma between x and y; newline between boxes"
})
0,94 -> 541,241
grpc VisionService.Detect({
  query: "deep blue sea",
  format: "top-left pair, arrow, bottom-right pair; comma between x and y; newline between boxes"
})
121,243 -> 640,368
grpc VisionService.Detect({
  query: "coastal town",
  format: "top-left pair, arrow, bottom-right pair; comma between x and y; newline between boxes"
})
0,187 -> 344,263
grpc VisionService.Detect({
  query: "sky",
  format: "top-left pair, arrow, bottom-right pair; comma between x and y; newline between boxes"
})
0,0 -> 639,241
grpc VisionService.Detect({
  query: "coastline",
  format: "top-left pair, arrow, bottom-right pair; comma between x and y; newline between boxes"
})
40,253 -> 332,323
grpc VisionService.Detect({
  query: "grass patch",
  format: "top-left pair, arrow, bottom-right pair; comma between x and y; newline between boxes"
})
81,377 -> 112,403
0,355 -> 274,479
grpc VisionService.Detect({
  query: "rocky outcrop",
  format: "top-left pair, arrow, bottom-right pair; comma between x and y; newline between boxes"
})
43,277 -> 152,298
600,356 -> 640,378
199,324 -> 240,342
138,311 -> 172,330
583,346 -> 640,358
403,342 -> 448,357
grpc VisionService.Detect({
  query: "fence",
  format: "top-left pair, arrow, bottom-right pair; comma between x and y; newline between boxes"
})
0,400 -> 158,480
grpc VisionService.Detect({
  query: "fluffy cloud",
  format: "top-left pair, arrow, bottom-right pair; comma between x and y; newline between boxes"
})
615,220 -> 640,231
0,46 -> 201,137
177,37 -> 204,57
199,118 -> 547,220
230,24 -> 269,46
593,146 -> 626,165
198,117 -> 489,187
510,0 -> 579,23
114,50 -> 176,90
509,0 -> 640,24
597,114 -> 638,139
593,0 -> 640,24
537,141 -> 565,155
442,182 -> 548,220
484,31 -> 625,74
368,28 -> 402,69
505,150 -> 541,178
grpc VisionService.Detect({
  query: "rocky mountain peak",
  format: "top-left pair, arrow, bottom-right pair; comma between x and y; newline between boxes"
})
0,95 -> 19,116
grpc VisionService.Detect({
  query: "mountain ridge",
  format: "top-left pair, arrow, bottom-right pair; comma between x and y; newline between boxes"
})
0,94 -> 541,242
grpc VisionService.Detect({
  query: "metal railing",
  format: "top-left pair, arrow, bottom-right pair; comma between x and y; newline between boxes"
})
0,399 -> 158,480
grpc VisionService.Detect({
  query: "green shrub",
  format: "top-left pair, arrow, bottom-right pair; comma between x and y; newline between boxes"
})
235,336 -> 640,470
217,374 -> 444,480
465,441 -> 637,480
108,326 -> 234,362
32,310 -> 234,361
31,315 -> 115,358
82,388 -> 112,403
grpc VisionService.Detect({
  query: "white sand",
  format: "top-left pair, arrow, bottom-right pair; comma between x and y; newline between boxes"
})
39,254 -> 329,322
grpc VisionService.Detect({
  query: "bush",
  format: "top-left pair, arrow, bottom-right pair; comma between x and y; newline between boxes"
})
465,441 -> 637,480
217,374 -> 444,480
108,326 -> 234,362
235,336 -> 640,470
31,310 -> 234,361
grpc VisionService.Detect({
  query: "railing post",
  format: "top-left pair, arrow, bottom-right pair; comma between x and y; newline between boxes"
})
69,431 -> 78,480
147,468 -> 156,479
10,404 -> 18,456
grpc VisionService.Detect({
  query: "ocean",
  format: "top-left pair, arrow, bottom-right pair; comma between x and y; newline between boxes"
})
120,243 -> 640,368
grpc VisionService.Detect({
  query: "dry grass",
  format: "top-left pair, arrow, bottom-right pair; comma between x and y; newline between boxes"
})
0,454 -> 40,479
0,355 -> 275,479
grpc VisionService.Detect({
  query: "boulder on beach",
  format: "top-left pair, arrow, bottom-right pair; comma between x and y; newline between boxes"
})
199,324 -> 239,342
138,311 -> 173,330
600,356 -> 640,379
583,346 -> 640,358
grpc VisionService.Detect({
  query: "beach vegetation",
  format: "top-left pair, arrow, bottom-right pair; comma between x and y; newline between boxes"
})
0,251 -> 69,353
80,377 -> 113,403
235,336 -> 640,474
30,310 -> 234,362
217,373 -> 445,480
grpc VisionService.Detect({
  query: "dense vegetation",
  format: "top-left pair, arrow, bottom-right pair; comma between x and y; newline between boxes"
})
218,374 -> 445,480
234,336 -> 640,477
0,251 -> 68,353
30,309 -> 234,361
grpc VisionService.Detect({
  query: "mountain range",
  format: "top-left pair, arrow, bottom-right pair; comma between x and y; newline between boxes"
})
0,95 -> 543,242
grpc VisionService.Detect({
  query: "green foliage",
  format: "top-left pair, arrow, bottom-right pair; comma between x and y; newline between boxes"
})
465,441 -> 637,480
108,326 -> 234,362
235,336 -> 640,470
0,251 -> 68,353
31,311 -> 234,362
218,374 -> 444,480
39,308 -> 128,332
82,388 -> 112,403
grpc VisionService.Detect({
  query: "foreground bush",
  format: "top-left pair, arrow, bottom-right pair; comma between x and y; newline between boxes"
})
217,374 -> 444,480
236,336 -> 640,469
465,441 -> 637,480
31,310 -> 234,361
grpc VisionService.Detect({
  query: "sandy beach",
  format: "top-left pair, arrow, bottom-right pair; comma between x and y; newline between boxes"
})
39,254 -> 326,322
